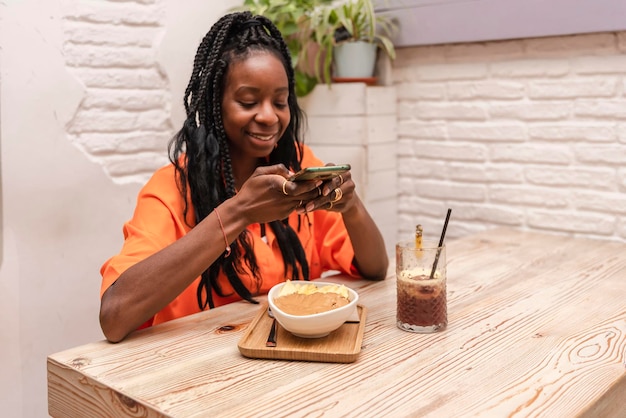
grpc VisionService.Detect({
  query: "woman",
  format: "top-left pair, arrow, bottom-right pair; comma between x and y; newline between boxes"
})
99,11 -> 388,343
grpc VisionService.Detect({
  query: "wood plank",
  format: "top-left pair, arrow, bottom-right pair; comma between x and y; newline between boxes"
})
48,358 -> 166,417
578,374 -> 626,418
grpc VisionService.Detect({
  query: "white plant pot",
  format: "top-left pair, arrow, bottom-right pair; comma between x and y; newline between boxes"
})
333,41 -> 378,79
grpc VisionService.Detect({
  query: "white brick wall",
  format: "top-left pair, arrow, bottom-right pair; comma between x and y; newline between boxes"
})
63,0 -> 172,185
394,32 -> 626,243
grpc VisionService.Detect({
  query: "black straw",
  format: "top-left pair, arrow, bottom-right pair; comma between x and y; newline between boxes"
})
429,208 -> 452,279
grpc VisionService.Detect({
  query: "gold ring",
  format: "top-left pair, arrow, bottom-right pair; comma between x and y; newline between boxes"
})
338,174 -> 344,185
328,201 -> 334,210
282,180 -> 289,196
331,187 -> 343,203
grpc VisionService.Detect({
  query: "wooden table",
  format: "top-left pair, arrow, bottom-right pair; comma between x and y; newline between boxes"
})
47,228 -> 626,417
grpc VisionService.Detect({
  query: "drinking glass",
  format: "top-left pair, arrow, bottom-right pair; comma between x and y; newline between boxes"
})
396,240 -> 447,333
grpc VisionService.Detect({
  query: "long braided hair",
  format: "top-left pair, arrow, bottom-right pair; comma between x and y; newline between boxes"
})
168,12 -> 310,310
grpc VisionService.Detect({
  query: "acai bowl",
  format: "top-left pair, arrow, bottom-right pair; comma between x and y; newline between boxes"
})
268,280 -> 359,338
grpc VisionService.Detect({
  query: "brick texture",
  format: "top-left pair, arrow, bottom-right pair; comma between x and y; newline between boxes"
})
63,0 -> 171,184
394,32 -> 626,242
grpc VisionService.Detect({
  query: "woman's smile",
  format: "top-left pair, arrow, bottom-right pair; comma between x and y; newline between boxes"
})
247,131 -> 279,141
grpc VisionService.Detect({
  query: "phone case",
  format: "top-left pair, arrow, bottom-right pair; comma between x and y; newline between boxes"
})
290,165 -> 350,181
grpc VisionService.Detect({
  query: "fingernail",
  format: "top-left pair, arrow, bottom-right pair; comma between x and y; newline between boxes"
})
306,203 -> 314,212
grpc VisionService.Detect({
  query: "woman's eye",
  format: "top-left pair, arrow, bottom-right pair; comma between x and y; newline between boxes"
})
238,99 -> 287,110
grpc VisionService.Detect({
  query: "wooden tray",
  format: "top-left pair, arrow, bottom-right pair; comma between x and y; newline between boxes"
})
238,303 -> 367,363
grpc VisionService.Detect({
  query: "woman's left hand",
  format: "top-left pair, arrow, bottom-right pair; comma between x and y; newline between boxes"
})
297,168 -> 354,214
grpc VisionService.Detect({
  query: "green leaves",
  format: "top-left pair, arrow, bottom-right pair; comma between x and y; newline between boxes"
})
236,0 -> 397,96
294,70 -> 318,97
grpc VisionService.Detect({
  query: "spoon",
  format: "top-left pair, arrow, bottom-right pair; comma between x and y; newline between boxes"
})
266,307 -> 277,347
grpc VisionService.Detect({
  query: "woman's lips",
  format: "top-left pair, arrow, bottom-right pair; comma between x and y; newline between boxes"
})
248,132 -> 277,141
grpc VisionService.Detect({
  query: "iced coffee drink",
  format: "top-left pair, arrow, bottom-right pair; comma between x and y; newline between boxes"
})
396,241 -> 447,333
397,269 -> 447,332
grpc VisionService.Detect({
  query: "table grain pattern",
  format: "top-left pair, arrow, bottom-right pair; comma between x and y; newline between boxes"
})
47,228 -> 626,417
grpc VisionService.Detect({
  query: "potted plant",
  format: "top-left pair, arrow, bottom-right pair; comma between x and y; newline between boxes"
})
307,0 -> 398,81
237,0 -> 397,93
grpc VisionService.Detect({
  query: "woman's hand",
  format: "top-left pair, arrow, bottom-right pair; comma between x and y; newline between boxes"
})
234,164 -> 322,223
295,165 -> 355,214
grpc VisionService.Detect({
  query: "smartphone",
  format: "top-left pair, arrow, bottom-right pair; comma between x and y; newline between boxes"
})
289,164 -> 351,182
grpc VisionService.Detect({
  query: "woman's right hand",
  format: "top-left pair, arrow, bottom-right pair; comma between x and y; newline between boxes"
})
235,164 -> 322,224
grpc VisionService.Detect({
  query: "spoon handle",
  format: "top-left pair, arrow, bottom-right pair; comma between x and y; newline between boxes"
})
266,319 -> 277,347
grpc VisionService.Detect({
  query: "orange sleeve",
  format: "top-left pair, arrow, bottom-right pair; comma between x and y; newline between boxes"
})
100,165 -> 191,297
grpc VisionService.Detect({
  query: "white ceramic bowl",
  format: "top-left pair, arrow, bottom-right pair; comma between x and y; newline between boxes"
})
268,281 -> 359,338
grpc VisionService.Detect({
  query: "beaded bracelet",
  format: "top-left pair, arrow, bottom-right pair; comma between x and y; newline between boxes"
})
214,207 -> 231,257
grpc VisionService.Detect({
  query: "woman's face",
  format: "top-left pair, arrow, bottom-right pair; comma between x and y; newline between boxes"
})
222,50 -> 290,161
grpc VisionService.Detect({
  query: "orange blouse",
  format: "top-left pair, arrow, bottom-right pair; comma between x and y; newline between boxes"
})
100,145 -> 358,327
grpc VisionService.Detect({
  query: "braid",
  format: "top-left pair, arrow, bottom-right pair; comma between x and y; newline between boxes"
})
210,59 -> 236,196
169,11 -> 310,310
184,23 -> 219,116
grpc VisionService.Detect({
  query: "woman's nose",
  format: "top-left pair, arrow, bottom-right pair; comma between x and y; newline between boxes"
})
255,102 -> 279,124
